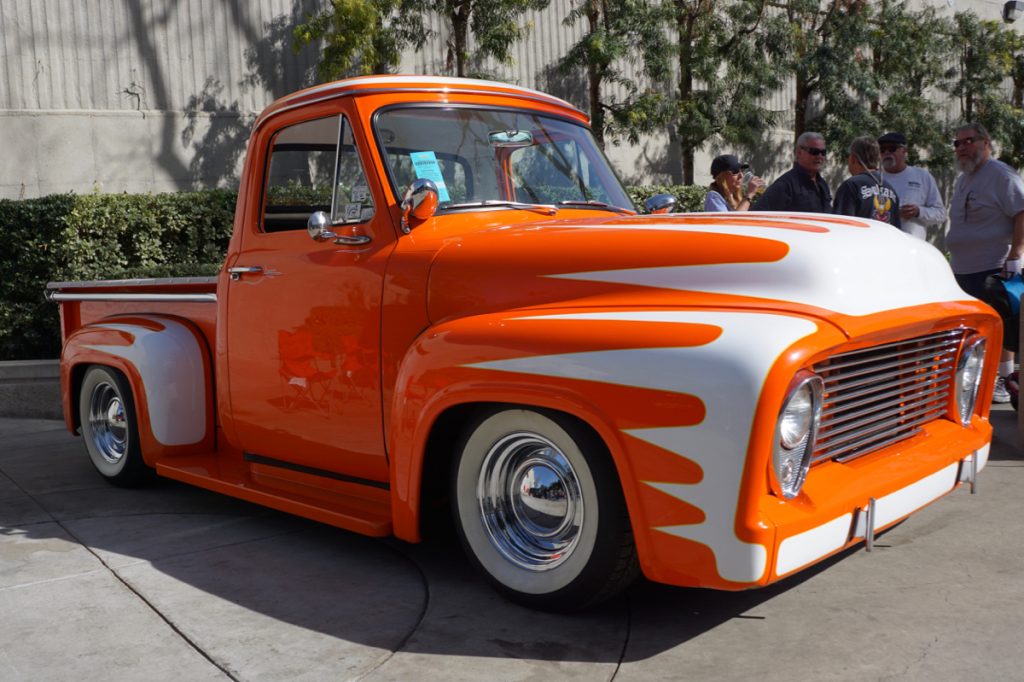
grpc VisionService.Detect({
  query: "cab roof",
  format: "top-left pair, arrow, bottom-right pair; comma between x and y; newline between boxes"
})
255,75 -> 588,130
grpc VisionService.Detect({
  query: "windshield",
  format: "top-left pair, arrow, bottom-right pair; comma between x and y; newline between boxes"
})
374,106 -> 634,212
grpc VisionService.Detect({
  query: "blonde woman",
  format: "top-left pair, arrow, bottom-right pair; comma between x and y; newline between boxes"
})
703,154 -> 764,211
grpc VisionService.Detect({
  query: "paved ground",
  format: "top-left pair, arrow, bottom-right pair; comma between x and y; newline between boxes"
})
1,409 -> 1022,682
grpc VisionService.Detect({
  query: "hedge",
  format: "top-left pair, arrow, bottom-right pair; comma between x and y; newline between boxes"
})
0,191 -> 235,360
1,185 -> 706,360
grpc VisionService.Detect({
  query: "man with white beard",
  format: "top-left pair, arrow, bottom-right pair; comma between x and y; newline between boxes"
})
948,122 -> 1024,402
878,132 -> 945,240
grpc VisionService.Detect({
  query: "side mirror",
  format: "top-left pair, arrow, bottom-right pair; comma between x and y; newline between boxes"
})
307,211 -> 335,242
644,194 -> 677,215
307,210 -> 371,246
401,178 -> 439,233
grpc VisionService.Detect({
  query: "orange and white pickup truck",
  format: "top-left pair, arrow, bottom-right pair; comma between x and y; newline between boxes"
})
49,75 -> 999,611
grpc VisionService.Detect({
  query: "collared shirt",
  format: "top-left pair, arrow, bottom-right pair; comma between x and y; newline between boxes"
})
752,164 -> 832,213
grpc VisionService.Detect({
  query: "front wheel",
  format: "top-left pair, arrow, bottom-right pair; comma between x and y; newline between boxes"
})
79,365 -> 153,487
451,408 -> 638,611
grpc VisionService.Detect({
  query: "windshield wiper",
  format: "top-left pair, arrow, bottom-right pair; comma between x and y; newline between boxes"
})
556,200 -> 635,215
445,200 -> 558,215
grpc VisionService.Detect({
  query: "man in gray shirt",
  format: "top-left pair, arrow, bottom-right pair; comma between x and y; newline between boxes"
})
878,132 -> 945,240
948,122 -> 1024,402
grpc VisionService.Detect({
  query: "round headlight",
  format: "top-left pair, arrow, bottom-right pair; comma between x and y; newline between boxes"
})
772,373 -> 823,499
955,335 -> 986,426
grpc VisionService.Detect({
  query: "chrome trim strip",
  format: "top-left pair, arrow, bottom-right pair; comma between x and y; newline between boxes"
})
822,381 -> 949,413
49,292 -> 217,303
818,403 -> 943,447
821,360 -> 954,395
819,336 -> 960,372
821,386 -> 950,424
820,352 -> 956,385
244,452 -> 390,490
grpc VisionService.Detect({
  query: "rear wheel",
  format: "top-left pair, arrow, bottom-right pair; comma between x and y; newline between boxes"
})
79,366 -> 152,487
451,408 -> 638,611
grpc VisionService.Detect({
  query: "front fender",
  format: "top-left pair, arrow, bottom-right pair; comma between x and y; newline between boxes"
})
387,307 -> 838,589
62,314 -> 215,465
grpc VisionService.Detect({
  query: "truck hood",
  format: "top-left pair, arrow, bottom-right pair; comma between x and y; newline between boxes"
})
425,212 -> 973,333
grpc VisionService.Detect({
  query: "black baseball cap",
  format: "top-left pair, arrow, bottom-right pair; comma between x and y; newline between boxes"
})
878,132 -> 907,146
710,154 -> 749,176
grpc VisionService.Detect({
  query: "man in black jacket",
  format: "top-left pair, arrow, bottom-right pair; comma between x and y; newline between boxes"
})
752,132 -> 832,213
832,136 -> 901,228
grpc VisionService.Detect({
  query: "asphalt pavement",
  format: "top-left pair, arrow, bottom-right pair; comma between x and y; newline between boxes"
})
2,409 -> 1022,682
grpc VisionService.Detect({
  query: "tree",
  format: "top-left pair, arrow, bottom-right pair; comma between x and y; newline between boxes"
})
558,0 -> 667,147
868,0 -> 956,171
946,12 -> 1024,168
293,0 -> 429,80
775,0 -> 877,146
640,0 -> 791,184
442,0 -> 551,77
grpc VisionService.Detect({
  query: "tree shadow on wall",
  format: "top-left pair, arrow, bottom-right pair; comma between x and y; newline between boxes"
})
181,0 -> 321,189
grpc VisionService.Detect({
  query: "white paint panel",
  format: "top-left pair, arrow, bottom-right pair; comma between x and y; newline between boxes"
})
873,463 -> 959,529
467,310 -> 819,583
549,218 -> 969,317
775,513 -> 853,576
83,319 -> 206,446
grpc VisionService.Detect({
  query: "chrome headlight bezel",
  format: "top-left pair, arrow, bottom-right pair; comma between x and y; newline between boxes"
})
952,334 -> 986,427
771,371 -> 824,499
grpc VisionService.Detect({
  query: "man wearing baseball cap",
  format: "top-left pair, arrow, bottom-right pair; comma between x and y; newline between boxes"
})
878,132 -> 945,240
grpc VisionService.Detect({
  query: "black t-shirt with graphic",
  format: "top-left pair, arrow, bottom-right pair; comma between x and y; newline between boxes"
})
833,171 -> 902,227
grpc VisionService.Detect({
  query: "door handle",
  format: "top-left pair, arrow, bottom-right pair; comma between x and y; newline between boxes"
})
228,266 -> 263,281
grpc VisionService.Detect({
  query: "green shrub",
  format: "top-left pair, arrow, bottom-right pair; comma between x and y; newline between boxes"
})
626,185 -> 708,213
0,191 -> 236,360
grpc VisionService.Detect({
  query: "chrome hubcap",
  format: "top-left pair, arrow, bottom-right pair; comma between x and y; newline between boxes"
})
477,432 -> 583,571
89,382 -> 127,465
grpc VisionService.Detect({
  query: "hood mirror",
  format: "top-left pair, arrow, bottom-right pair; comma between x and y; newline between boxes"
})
644,194 -> 677,215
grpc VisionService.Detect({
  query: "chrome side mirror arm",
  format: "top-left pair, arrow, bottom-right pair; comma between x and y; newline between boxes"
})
307,211 -> 371,246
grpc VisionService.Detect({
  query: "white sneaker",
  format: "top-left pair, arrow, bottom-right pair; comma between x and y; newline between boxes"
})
993,375 -> 1012,403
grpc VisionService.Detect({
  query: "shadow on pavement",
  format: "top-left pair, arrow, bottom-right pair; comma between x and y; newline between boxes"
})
0,415 -> 1006,672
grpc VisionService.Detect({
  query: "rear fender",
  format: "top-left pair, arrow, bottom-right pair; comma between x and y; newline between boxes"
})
62,315 -> 215,465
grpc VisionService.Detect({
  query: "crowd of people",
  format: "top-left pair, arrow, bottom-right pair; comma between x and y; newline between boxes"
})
704,124 -> 1024,403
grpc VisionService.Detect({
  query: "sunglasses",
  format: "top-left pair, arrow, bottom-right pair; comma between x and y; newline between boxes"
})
953,137 -> 983,148
880,144 -> 904,153
800,146 -> 827,157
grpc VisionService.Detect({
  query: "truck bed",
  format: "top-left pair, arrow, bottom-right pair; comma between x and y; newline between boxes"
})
47,276 -> 218,349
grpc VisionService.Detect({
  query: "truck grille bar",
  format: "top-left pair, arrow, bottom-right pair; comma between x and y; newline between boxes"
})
810,329 -> 964,464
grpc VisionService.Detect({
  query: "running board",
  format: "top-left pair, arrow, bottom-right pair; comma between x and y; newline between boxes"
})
156,455 -> 392,537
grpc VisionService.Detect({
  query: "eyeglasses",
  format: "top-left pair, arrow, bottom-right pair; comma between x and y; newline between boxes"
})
879,144 -> 904,153
953,137 -> 983,148
800,146 -> 827,157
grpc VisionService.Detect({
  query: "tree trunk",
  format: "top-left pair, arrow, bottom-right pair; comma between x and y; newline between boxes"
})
676,3 -> 695,185
587,1 -> 604,147
794,74 -> 811,144
447,1 -> 471,77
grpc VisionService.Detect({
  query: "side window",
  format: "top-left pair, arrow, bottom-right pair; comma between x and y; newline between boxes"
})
332,120 -> 376,224
261,115 -> 374,232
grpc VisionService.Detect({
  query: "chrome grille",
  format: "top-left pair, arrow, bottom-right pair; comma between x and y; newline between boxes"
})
810,329 -> 964,464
